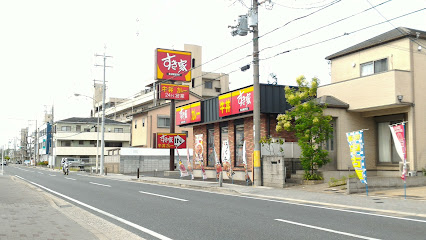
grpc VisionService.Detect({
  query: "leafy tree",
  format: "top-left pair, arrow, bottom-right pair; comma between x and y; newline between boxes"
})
276,75 -> 333,179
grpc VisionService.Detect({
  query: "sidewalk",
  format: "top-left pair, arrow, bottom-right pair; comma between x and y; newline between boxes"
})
0,174 -> 144,240
96,172 -> 426,218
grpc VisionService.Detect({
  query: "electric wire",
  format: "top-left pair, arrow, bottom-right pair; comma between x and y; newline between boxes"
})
272,0 -> 337,10
259,7 -> 426,61
260,0 -> 393,53
365,0 -> 426,49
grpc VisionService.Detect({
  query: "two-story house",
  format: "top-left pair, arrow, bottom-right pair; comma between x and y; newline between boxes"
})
51,117 -> 131,167
318,27 -> 426,176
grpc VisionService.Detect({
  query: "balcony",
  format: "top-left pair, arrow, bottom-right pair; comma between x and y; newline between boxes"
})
318,70 -> 413,112
54,146 -> 119,156
55,131 -> 130,142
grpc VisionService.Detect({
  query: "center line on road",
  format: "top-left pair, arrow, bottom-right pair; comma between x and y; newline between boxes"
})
275,219 -> 380,240
89,182 -> 111,187
37,172 -> 44,175
13,175 -> 173,240
139,191 -> 188,202
65,177 -> 76,181
49,174 -> 56,177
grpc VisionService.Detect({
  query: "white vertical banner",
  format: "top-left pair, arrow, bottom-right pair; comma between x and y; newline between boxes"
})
175,148 -> 188,177
222,140 -> 232,178
186,146 -> 194,180
389,123 -> 407,181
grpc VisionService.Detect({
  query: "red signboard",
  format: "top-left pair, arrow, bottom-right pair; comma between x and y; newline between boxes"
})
218,86 -> 254,117
155,49 -> 192,82
159,83 -> 189,100
190,102 -> 201,123
176,101 -> 201,125
231,86 -> 254,115
157,133 -> 187,149
218,93 -> 232,117
176,105 -> 191,125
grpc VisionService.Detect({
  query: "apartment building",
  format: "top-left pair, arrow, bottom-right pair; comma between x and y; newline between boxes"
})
51,117 -> 131,167
37,122 -> 52,163
317,27 -> 426,176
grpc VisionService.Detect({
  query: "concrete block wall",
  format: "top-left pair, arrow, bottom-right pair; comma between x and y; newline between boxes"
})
262,156 -> 285,188
347,176 -> 426,194
119,155 -> 180,174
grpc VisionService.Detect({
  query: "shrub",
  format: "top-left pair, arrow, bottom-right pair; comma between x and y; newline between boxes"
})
304,171 -> 323,180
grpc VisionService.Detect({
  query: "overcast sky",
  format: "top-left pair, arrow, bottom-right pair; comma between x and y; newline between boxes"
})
1,0 -> 425,148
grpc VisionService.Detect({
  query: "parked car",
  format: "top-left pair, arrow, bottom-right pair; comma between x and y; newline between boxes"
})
1,161 -> 7,166
66,158 -> 85,170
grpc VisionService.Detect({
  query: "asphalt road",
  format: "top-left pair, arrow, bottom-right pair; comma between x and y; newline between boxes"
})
5,165 -> 426,240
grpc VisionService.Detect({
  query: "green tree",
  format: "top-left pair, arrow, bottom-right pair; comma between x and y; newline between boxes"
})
276,75 -> 333,179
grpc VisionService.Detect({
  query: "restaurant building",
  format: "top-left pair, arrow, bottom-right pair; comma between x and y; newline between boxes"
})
176,84 -> 298,181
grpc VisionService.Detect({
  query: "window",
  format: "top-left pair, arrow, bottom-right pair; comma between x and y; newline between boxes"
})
220,126 -> 228,164
192,78 -> 195,88
157,116 -> 170,128
105,142 -> 123,147
376,114 -> 404,164
114,128 -> 123,133
61,126 -> 71,132
235,124 -> 245,166
205,81 -> 212,89
61,141 -> 71,147
182,130 -> 188,137
142,118 -> 145,127
134,120 -> 137,129
361,58 -> 388,76
215,88 -> 221,93
207,127 -> 215,167
90,140 -> 96,145
79,140 -> 84,145
84,128 -> 91,132
76,125 -> 81,132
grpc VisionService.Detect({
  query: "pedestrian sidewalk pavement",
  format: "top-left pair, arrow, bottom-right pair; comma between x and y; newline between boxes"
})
0,173 -> 144,240
96,172 -> 426,218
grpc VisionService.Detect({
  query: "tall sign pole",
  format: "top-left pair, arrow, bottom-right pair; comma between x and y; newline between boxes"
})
252,0 -> 261,186
170,98 -> 175,171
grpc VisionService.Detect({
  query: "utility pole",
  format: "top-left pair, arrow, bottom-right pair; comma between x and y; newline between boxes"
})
251,0 -> 261,186
95,48 -> 112,175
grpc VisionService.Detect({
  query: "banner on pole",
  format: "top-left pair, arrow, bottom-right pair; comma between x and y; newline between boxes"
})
389,123 -> 407,180
186,146 -> 194,179
242,141 -> 250,182
175,148 -> 188,177
214,147 -> 222,179
346,130 -> 367,184
222,140 -> 232,178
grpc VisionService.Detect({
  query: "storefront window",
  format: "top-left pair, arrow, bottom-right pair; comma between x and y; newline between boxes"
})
235,124 -> 244,166
207,128 -> 215,167
220,126 -> 228,164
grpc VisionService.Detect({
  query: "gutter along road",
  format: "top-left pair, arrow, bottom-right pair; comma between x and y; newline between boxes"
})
7,166 -> 426,240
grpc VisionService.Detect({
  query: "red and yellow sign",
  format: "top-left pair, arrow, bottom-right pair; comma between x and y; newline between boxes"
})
176,101 -> 201,125
231,86 -> 254,115
218,93 -> 232,117
159,83 -> 189,100
155,49 -> 192,82
157,133 -> 187,149
190,102 -> 201,123
176,105 -> 191,125
218,86 -> 254,117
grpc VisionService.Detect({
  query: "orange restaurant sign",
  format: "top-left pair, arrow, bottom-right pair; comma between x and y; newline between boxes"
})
155,48 -> 192,82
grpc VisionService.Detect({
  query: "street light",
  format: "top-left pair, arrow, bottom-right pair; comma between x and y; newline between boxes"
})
74,93 -> 101,174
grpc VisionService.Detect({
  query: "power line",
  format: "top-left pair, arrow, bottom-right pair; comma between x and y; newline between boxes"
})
260,0 -> 393,53
272,0 -> 337,10
259,7 -> 426,61
365,0 -> 426,49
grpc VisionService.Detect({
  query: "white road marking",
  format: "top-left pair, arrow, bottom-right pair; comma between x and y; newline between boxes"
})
49,174 -> 56,177
37,172 -> 44,175
136,182 -> 426,223
77,174 -> 86,176
65,177 -> 76,181
139,191 -> 188,202
89,182 -> 111,188
14,175 -> 173,240
275,219 -> 380,240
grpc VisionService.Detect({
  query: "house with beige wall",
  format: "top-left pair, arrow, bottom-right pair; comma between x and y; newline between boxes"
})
317,27 -> 426,177
131,93 -> 202,149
